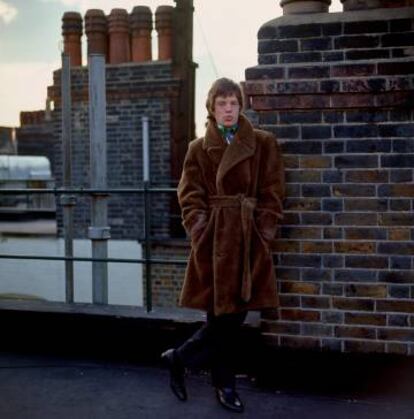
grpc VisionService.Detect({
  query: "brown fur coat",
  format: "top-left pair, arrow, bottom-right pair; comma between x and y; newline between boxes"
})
177,114 -> 285,315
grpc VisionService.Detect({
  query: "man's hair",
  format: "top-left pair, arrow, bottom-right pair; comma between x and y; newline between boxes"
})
205,78 -> 243,120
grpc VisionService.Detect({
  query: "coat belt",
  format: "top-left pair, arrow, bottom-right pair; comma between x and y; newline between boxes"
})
208,194 -> 257,303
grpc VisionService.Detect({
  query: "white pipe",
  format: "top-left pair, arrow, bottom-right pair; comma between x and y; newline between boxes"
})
142,116 -> 150,182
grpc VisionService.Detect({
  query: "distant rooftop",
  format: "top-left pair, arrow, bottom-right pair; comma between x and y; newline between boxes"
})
0,155 -> 52,180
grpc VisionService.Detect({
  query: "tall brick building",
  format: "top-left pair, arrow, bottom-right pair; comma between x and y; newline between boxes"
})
46,1 -> 195,239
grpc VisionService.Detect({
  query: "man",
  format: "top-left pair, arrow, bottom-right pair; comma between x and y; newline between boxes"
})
162,78 -> 285,413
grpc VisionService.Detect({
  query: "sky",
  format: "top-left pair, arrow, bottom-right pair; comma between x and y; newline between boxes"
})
0,0 -> 342,136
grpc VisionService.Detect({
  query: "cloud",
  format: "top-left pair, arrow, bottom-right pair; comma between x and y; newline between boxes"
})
0,0 -> 17,24
0,61 -> 59,126
2,0 -> 344,131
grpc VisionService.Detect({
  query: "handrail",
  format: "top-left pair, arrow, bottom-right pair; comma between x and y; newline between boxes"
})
0,187 -> 177,194
0,254 -> 187,264
0,185 -> 187,312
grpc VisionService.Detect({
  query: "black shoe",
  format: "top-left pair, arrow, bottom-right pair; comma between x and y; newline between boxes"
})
161,349 -> 187,401
215,387 -> 244,413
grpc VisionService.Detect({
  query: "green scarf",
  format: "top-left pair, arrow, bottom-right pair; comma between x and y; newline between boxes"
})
217,123 -> 238,144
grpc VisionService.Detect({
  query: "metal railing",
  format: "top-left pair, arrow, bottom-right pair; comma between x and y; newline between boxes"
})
0,186 -> 188,312
0,53 -> 190,313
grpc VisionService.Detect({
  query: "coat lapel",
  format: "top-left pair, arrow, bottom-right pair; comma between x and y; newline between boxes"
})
202,115 -> 257,194
202,120 -> 226,167
216,115 -> 256,193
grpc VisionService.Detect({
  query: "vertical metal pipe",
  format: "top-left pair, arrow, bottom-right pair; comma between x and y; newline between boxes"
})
142,117 -> 152,312
144,180 -> 152,312
142,116 -> 150,182
88,54 -> 110,304
61,53 -> 75,303
62,54 -> 72,191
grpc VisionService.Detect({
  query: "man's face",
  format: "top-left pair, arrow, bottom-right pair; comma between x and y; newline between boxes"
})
213,94 -> 240,127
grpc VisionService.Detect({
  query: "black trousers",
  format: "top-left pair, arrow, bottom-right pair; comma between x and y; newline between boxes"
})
176,311 -> 247,389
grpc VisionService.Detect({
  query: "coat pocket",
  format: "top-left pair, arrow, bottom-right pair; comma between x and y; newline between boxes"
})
193,212 -> 214,250
252,219 -> 270,255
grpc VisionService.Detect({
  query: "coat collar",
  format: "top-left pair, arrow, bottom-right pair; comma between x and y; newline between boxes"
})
202,114 -> 257,193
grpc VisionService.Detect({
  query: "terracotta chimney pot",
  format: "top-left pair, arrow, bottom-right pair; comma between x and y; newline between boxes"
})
155,6 -> 174,60
62,12 -> 83,66
85,9 -> 108,58
280,0 -> 331,14
108,8 -> 131,64
130,6 -> 153,62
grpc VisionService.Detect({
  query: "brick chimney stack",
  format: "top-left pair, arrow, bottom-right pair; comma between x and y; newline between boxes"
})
247,0 -> 414,356
108,8 -> 131,64
280,0 -> 331,14
130,6 -> 153,62
62,12 -> 83,66
155,6 -> 174,60
85,9 -> 108,58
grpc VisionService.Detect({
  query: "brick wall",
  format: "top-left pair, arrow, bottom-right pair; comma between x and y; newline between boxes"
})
50,62 -> 181,239
16,117 -> 55,170
244,7 -> 414,355
148,240 -> 189,308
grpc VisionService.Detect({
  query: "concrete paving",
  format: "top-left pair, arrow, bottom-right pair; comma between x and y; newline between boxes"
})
1,352 -> 414,419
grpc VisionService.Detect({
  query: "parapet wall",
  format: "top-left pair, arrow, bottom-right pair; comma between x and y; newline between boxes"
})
245,4 -> 414,355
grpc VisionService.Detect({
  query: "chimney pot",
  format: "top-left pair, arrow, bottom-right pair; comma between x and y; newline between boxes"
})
280,0 -> 331,14
108,8 -> 131,64
62,11 -> 83,66
155,5 -> 174,60
85,9 -> 108,59
130,6 -> 153,62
